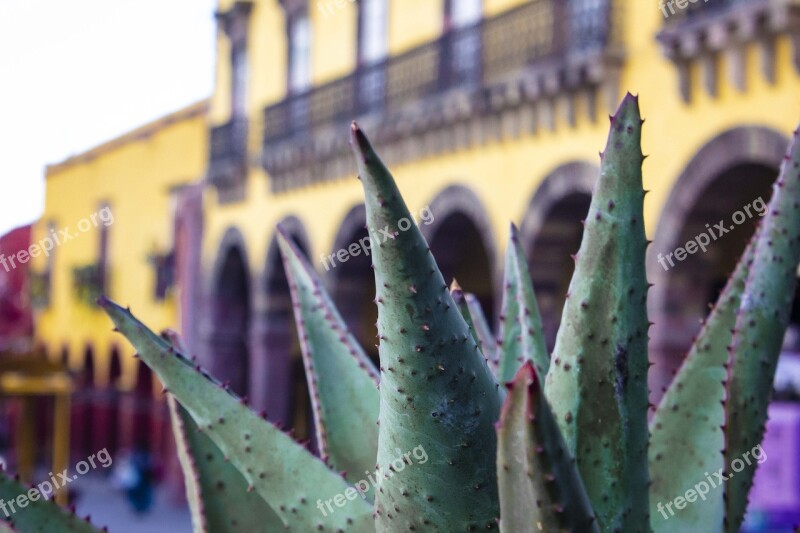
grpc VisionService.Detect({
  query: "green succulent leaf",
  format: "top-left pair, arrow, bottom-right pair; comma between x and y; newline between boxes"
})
543,94 -> 651,532
350,123 -> 502,531
450,280 -> 497,372
497,223 -> 549,382
725,125 -> 800,532
277,227 -> 380,492
98,297 -> 374,532
649,235 -> 756,532
168,395 -> 285,532
0,471 -> 103,533
496,361 -> 598,533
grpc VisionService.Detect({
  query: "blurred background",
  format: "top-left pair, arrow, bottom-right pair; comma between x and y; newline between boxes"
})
1,0 -> 799,531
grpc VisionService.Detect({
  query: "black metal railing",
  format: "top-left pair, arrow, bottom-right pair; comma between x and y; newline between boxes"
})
72,263 -> 104,307
29,270 -> 51,309
148,251 -> 175,301
663,0 -> 760,23
263,0 -> 613,144
207,119 -> 247,187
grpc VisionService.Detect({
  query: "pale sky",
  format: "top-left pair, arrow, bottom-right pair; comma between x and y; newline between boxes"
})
0,0 -> 217,236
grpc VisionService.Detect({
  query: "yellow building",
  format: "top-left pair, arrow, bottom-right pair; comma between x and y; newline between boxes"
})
200,0 -> 800,430
31,0 -> 800,487
31,100 -> 208,457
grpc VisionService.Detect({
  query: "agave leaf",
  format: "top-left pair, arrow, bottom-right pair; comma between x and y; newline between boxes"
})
350,123 -> 502,531
0,471 -> 104,532
497,224 -> 549,382
168,395 -> 285,532
725,125 -> 800,531
649,235 -> 756,532
497,361 -> 598,533
450,280 -> 497,371
98,297 -> 373,532
543,94 -> 650,531
276,227 -> 380,492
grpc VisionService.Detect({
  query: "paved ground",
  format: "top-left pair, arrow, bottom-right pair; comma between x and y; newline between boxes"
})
72,475 -> 192,533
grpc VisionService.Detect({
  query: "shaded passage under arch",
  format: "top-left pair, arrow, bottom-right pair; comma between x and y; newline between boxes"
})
328,205 -> 378,362
648,125 -> 792,402
210,244 -> 251,398
255,224 -> 317,451
519,162 -> 596,352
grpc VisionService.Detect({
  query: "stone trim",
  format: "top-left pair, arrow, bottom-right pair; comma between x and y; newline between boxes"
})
647,126 -> 788,398
518,161 -> 597,252
657,0 -> 800,102
216,1 -> 253,42
420,184 -> 499,293
206,226 -> 251,294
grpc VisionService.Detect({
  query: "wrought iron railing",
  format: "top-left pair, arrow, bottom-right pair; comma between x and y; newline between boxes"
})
72,264 -> 104,307
207,118 -> 247,187
147,251 -> 175,301
263,0 -> 614,144
663,0 -> 761,23
29,270 -> 51,309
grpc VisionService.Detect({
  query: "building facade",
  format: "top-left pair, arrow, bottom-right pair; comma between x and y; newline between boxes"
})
199,0 -> 800,523
200,0 -> 800,421
30,101 -> 208,461
30,0 -> 800,523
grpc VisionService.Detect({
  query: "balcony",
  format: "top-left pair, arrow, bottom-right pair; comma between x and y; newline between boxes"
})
657,0 -> 800,100
206,119 -> 248,200
29,270 -> 51,309
72,263 -> 104,307
147,250 -> 175,301
262,0 -> 623,192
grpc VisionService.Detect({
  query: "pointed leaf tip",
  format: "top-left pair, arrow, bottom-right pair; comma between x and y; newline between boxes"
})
614,92 -> 642,122
349,121 -> 371,162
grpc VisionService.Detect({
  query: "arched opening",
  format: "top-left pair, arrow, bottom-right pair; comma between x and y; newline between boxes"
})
649,127 -> 792,401
525,192 -> 592,351
209,234 -> 251,398
653,164 -> 775,395
94,347 -> 122,455
519,163 -> 596,352
329,205 -> 378,361
71,346 -> 95,460
424,186 -> 497,325
131,362 -> 154,452
259,219 -> 316,450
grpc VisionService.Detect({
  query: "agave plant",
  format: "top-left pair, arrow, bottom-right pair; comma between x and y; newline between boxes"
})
3,94 -> 798,532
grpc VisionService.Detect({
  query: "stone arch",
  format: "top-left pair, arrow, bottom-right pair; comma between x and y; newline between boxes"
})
253,216 -> 315,447
71,345 -> 96,459
59,344 -> 69,365
131,362 -> 154,450
648,126 -> 790,400
422,184 -> 497,324
94,346 -> 122,455
519,161 -> 596,351
327,204 -> 378,360
205,227 -> 251,398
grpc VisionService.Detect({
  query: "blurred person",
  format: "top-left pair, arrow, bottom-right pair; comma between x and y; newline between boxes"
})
112,445 -> 155,514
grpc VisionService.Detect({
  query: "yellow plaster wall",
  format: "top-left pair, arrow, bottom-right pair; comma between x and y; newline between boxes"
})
32,101 -> 209,389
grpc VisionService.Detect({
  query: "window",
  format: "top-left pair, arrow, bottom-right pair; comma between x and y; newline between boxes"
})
451,0 -> 482,28
218,3 -> 252,120
289,15 -> 312,93
359,0 -> 388,65
358,0 -> 388,110
447,0 -> 482,86
231,42 -> 248,119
